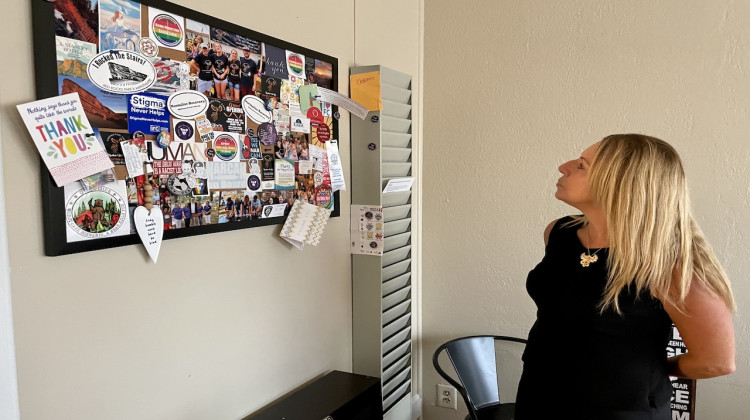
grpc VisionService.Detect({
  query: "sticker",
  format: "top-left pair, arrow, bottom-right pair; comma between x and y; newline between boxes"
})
138,37 -> 159,59
206,148 -> 216,158
314,123 -> 331,142
286,51 -> 305,78
56,37 -> 97,79
242,95 -> 273,124
247,174 -> 261,191
148,8 -> 185,50
258,122 -> 277,146
152,160 -> 183,175
315,184 -> 332,209
291,117 -> 311,134
166,173 -> 192,195
206,99 -> 245,133
156,131 -> 171,148
261,204 -> 286,219
127,92 -> 169,134
173,120 -> 195,141
64,181 -> 129,242
148,58 -> 183,95
194,115 -> 214,142
167,90 -> 209,119
206,162 -> 246,190
86,49 -> 157,94
213,133 -> 239,162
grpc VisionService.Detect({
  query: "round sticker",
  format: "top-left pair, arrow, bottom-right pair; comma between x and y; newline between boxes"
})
333,111 -> 341,120
206,148 -> 216,158
213,134 -> 238,161
368,143 -> 377,151
258,122 -> 277,146
167,173 -> 191,195
174,121 -> 194,140
156,131 -> 171,148
65,186 -> 126,238
243,89 -> 272,124
247,175 -> 261,191
288,53 -> 304,76
314,124 -> 331,142
151,14 -> 183,48
371,115 -> 380,123
138,37 -> 159,58
167,90 -> 209,119
246,127 -> 255,136
153,61 -> 173,82
86,49 -> 157,94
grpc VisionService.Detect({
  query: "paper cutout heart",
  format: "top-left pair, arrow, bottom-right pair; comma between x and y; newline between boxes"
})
133,206 -> 164,263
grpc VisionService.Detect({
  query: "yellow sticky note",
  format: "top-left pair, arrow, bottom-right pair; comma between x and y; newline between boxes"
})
350,71 -> 381,111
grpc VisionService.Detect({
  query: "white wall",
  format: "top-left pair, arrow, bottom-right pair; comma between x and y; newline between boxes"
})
422,1 -> 750,419
2,2 -> 357,419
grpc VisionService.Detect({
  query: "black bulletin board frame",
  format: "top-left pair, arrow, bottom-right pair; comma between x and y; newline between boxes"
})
30,0 -> 339,256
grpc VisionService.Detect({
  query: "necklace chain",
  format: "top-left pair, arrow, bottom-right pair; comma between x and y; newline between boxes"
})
580,225 -> 603,267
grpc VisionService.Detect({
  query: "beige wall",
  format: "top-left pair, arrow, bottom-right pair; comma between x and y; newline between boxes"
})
2,2 -> 357,420
423,1 -> 749,419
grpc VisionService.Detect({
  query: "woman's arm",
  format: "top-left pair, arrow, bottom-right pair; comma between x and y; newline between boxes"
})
661,278 -> 735,379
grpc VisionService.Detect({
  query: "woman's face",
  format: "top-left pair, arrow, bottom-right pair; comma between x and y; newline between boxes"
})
555,141 -> 599,209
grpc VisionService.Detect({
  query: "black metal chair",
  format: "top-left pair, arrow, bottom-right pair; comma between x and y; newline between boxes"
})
433,335 -> 527,420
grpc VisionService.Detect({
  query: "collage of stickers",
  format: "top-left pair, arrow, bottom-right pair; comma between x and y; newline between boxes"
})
51,0 -> 338,244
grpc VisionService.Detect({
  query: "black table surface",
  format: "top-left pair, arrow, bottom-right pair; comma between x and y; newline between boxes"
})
243,370 -> 381,420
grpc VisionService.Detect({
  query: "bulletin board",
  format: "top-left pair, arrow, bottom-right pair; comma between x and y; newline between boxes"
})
29,0 -> 340,256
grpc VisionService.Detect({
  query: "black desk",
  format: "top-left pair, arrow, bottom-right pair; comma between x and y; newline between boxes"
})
243,370 -> 382,420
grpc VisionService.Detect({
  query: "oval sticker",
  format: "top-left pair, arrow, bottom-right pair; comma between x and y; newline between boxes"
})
242,95 -> 272,124
167,90 -> 209,119
87,49 -> 156,94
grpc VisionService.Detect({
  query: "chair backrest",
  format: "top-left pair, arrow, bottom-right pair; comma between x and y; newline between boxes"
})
433,335 -> 527,418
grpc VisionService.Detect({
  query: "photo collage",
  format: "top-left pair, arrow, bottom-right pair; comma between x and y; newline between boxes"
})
53,0 -> 336,239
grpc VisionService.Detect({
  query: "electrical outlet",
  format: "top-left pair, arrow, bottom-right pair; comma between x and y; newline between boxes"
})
437,384 -> 457,409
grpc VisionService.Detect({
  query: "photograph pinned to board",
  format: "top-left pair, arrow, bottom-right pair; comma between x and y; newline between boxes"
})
31,0 -> 340,256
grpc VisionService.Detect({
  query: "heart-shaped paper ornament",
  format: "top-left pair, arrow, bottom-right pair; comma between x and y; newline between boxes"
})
133,206 -> 164,263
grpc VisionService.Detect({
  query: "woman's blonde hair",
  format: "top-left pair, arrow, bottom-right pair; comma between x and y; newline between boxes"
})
581,134 -> 735,313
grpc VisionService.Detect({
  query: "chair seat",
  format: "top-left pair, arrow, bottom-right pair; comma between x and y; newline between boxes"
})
464,403 -> 516,420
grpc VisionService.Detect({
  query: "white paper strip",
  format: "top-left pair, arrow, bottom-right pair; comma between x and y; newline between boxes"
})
317,87 -> 368,120
326,139 -> 346,192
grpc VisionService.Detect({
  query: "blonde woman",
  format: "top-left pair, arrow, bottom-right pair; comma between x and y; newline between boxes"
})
227,49 -> 242,101
515,134 -> 735,419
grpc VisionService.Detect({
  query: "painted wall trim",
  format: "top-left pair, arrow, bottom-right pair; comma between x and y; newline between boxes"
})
0,94 -> 21,420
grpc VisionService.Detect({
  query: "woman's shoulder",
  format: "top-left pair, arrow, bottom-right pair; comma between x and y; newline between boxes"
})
543,215 -> 579,245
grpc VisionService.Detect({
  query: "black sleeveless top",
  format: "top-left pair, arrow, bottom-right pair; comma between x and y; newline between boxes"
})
515,216 -> 673,420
